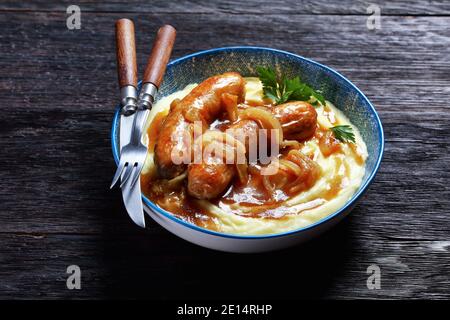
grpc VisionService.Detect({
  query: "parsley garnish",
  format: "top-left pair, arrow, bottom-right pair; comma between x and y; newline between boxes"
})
330,125 -> 356,143
256,66 -> 325,105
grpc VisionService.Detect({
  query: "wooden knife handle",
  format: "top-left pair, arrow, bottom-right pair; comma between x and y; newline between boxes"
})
142,25 -> 176,88
115,19 -> 138,88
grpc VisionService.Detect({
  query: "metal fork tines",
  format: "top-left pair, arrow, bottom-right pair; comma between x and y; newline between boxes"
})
110,107 -> 150,189
111,82 -> 157,189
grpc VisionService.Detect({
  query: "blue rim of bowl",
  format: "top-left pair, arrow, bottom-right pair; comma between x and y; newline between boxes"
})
111,46 -> 384,239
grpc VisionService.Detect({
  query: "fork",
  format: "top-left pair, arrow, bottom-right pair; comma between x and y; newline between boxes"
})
111,108 -> 149,188
111,25 -> 177,189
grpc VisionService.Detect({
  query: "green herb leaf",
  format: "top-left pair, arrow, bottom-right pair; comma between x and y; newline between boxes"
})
256,67 -> 325,105
330,125 -> 356,143
256,66 -> 278,101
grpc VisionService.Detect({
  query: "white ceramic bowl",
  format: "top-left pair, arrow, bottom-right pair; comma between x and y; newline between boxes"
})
111,47 -> 384,253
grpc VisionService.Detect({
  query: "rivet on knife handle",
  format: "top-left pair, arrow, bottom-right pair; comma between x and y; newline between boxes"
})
139,25 -> 177,109
115,18 -> 138,116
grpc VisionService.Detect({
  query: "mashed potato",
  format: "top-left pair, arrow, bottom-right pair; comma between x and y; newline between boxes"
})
142,78 -> 367,235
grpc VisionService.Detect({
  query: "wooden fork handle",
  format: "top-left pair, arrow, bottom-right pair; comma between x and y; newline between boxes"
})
142,25 -> 176,88
115,19 -> 138,88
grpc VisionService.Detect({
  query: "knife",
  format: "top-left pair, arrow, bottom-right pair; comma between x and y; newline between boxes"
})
115,19 -> 145,227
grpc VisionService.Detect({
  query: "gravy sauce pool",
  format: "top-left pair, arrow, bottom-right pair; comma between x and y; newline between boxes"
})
140,78 -> 368,235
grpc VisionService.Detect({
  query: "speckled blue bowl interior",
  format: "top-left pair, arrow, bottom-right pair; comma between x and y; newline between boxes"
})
112,47 -> 384,233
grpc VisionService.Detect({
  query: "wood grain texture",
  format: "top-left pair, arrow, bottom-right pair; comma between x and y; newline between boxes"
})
0,0 -> 449,299
142,24 -> 176,88
0,0 -> 449,15
115,18 -> 137,88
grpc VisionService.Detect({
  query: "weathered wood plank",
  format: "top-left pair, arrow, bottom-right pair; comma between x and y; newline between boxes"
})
0,0 -> 449,15
0,223 -> 448,299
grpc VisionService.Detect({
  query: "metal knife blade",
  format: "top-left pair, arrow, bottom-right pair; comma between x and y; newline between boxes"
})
120,112 -> 146,228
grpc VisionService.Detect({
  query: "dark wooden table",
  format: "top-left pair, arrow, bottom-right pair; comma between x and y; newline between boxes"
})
0,0 -> 449,299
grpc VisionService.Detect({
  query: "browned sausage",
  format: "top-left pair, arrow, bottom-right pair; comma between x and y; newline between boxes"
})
154,72 -> 245,179
187,101 -> 318,199
186,159 -> 235,201
272,101 -> 317,141
187,120 -> 259,199
227,119 -> 260,155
